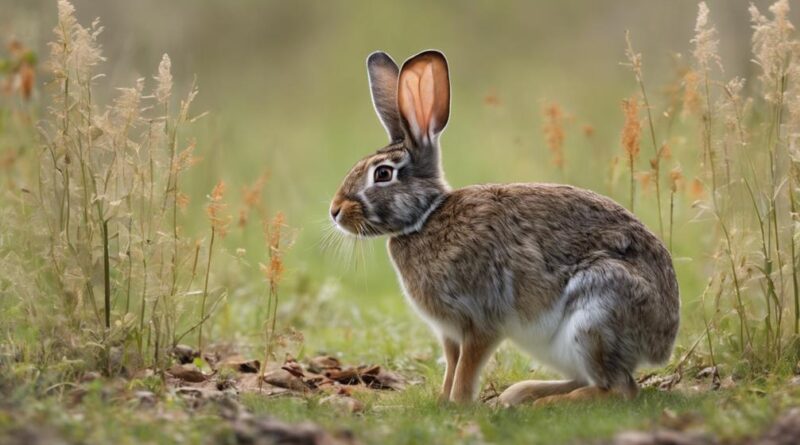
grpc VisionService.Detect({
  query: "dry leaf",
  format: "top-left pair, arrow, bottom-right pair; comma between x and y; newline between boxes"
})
168,364 -> 208,383
218,356 -> 261,374
263,368 -> 308,392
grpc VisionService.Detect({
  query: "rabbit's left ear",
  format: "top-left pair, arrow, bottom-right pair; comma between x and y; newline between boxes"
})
398,50 -> 450,147
367,51 -> 404,142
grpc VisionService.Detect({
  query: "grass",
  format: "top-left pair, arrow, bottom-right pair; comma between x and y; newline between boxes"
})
242,387 -> 711,445
3,0 -> 800,444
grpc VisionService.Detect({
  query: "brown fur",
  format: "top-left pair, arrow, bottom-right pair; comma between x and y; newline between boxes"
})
330,50 -> 680,405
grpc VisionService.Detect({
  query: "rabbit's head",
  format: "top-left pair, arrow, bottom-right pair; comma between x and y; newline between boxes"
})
330,50 -> 451,237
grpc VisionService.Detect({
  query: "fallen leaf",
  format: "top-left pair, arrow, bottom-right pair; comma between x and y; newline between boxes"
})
361,365 -> 406,391
263,368 -> 308,392
168,364 -> 208,383
218,356 -> 261,374
324,367 -> 362,385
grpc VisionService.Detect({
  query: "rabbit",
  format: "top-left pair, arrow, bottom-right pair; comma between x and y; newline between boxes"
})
329,50 -> 680,406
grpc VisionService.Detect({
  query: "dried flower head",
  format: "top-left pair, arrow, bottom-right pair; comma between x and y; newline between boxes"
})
18,62 -> 35,100
542,102 -> 565,169
682,70 -> 701,116
692,2 -> 722,74
172,141 -> 200,175
207,180 -> 231,238
636,171 -> 653,192
750,0 -> 797,103
155,53 -> 172,105
621,96 -> 641,162
623,31 -> 643,82
260,212 -> 289,290
690,177 -> 705,199
239,174 -> 269,228
669,166 -> 684,193
176,192 -> 190,211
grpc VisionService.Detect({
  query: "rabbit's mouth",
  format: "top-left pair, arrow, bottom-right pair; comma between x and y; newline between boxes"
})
332,218 -> 380,238
330,198 -> 382,238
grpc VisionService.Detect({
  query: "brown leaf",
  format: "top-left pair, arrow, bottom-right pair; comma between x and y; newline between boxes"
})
263,368 -> 308,392
282,359 -> 308,378
168,364 -> 208,383
237,374 -> 292,396
361,366 -> 406,391
218,356 -> 261,374
324,367 -> 362,385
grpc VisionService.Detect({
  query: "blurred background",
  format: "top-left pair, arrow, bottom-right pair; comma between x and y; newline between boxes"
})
2,0 -> 796,340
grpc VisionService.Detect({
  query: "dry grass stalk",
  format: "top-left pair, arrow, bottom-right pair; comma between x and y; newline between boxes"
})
0,1 -> 229,374
198,181 -> 229,352
668,166 -> 683,252
258,212 -> 295,389
624,31 -> 664,237
621,96 -> 641,211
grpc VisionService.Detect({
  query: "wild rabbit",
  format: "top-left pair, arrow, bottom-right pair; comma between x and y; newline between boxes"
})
329,50 -> 679,406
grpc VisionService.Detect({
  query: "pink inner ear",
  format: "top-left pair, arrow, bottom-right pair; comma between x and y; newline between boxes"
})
400,71 -> 422,138
400,61 -> 439,141
420,63 -> 435,134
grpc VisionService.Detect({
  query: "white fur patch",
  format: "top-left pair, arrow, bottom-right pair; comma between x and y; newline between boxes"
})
505,274 -> 607,385
399,195 -> 445,235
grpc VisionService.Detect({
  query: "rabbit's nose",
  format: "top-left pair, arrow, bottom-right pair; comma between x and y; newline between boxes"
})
330,206 -> 341,221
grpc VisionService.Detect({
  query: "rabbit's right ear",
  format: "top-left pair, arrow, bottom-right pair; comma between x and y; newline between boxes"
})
397,51 -> 450,148
367,51 -> 404,142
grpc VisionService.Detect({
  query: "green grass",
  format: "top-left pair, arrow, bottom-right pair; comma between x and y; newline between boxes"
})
241,389 -> 704,445
4,1 -> 800,444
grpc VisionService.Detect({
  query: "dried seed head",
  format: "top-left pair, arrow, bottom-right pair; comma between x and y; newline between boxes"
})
623,31 -> 643,81
621,96 -> 641,163
690,177 -> 705,199
207,180 -> 231,238
18,61 -> 35,101
238,174 -> 269,228
750,0 -> 797,103
682,70 -> 701,116
692,2 -> 722,74
669,166 -> 684,192
636,171 -> 653,192
261,212 -> 289,289
155,53 -> 172,105
542,102 -> 565,169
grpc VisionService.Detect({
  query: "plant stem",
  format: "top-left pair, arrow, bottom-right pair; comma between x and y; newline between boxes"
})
198,228 -> 216,353
102,219 -> 111,329
636,75 -> 663,238
629,153 -> 635,212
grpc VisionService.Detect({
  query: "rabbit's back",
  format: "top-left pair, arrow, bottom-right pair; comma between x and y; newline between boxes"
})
389,183 -> 679,364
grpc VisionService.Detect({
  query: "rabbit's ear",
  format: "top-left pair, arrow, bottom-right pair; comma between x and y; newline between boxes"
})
367,51 -> 404,142
398,50 -> 450,147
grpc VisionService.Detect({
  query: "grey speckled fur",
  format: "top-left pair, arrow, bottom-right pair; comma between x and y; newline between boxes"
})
330,50 -> 680,404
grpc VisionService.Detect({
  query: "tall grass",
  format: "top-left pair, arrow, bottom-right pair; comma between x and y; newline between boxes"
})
0,0 -> 228,375
618,0 -> 800,373
3,0 -> 800,388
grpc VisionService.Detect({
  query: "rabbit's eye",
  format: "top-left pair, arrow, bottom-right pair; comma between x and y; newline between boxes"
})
374,165 -> 394,183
